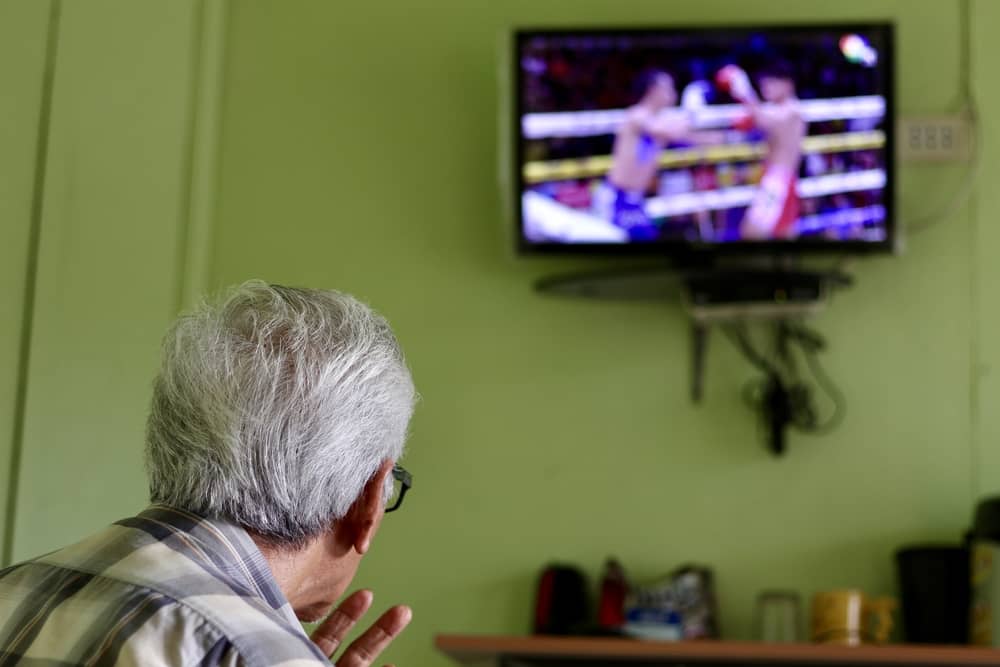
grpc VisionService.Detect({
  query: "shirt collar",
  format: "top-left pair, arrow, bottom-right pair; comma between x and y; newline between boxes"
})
135,505 -> 301,628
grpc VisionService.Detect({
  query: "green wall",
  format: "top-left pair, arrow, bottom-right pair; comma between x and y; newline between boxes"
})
973,0 -> 1000,498
209,1 -> 992,665
6,0 -> 213,562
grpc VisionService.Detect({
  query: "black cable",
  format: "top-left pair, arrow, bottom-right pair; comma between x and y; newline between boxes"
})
726,320 -> 847,441
797,336 -> 847,434
722,324 -> 779,377
726,324 -> 794,453
786,322 -> 847,434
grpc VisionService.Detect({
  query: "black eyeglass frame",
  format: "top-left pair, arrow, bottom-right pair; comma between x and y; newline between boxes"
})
386,464 -> 412,513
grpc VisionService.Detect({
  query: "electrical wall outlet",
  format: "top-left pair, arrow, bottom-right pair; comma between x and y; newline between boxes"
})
897,115 -> 972,162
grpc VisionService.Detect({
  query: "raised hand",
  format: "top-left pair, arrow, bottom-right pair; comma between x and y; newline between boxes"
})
311,590 -> 413,667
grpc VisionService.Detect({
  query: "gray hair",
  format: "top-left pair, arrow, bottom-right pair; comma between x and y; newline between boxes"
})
145,281 -> 415,547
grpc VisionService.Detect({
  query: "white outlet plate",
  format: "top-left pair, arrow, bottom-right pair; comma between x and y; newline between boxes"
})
897,115 -> 972,163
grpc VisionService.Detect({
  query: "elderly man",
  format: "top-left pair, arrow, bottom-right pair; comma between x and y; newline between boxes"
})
0,281 -> 417,666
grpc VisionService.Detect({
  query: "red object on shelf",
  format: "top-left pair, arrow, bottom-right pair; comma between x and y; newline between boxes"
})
598,558 -> 628,630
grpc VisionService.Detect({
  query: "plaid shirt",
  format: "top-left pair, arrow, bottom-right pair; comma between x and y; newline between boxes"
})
0,505 -> 332,666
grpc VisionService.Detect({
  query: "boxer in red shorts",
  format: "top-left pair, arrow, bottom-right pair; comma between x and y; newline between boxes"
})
716,61 -> 805,239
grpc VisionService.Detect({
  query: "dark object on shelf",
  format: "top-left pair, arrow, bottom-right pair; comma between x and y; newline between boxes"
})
533,265 -> 851,305
896,545 -> 969,644
970,496 -> 1000,645
534,564 -> 590,635
685,269 -> 837,308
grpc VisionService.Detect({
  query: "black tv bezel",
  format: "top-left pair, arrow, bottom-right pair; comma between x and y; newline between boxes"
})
512,22 -> 896,257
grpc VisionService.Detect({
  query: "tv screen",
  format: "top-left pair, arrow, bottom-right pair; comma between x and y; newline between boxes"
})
514,24 -> 894,253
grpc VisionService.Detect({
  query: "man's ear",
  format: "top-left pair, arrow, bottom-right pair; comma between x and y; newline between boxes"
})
344,459 -> 394,555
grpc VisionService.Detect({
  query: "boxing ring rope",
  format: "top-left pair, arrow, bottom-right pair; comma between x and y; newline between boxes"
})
521,95 -> 886,139
523,130 -> 885,184
522,169 -> 887,244
645,168 -> 885,218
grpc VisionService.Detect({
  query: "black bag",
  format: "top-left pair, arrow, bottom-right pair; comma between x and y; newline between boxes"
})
533,564 -> 589,635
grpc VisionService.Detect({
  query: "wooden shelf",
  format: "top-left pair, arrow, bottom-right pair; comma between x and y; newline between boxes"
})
435,634 -> 1000,666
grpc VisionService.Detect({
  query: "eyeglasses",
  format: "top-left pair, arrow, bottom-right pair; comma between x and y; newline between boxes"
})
386,464 -> 412,513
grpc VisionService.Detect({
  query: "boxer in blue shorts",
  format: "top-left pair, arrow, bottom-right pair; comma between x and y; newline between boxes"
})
596,70 -> 719,241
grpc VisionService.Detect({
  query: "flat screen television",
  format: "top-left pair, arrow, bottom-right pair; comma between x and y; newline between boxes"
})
514,23 -> 895,254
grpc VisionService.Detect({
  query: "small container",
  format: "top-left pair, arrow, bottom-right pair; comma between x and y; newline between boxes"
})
754,590 -> 802,643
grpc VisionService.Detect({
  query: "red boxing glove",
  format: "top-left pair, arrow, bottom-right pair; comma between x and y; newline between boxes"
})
716,64 -> 753,102
734,114 -> 755,131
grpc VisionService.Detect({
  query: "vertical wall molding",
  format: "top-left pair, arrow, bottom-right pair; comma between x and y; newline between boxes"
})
7,0 -> 230,562
2,0 -> 228,565
2,0 -> 62,568
177,0 -> 229,313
